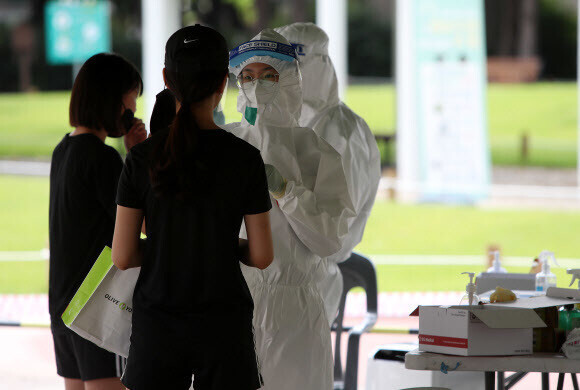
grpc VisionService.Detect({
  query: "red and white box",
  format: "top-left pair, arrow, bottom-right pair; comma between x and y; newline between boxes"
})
411,290 -> 580,356
411,305 -> 544,356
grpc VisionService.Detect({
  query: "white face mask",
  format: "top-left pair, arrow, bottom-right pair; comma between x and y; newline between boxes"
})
242,79 -> 280,106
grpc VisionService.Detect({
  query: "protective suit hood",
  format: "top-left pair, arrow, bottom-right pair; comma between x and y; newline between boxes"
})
276,23 -> 382,326
275,22 -> 340,123
229,29 -> 302,128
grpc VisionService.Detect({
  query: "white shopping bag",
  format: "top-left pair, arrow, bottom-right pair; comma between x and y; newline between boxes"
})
62,246 -> 140,358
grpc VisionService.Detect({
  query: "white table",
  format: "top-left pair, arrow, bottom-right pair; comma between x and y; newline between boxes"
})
405,349 -> 579,390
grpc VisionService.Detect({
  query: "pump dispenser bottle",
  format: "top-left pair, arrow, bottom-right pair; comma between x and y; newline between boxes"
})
487,250 -> 507,273
460,272 -> 480,306
535,251 -> 558,293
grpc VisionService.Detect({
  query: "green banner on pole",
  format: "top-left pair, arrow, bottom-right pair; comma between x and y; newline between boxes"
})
45,1 -> 111,65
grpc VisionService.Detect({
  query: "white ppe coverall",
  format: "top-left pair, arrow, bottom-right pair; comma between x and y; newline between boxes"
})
224,29 -> 356,390
275,22 -> 382,324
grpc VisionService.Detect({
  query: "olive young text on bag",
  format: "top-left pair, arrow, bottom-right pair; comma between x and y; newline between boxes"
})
61,246 -> 139,358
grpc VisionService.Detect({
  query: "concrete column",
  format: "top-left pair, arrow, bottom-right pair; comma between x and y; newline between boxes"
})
395,0 -> 419,200
142,0 -> 181,124
316,0 -> 348,99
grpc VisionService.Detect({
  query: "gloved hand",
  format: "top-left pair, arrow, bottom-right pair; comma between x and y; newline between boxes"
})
265,164 -> 287,199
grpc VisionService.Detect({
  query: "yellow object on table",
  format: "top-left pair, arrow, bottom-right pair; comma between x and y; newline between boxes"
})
490,286 -> 517,303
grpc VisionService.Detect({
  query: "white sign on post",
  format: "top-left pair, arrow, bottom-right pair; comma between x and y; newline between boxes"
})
396,0 -> 490,203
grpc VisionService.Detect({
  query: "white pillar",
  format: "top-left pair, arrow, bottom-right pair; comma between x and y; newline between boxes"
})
316,0 -> 347,99
142,0 -> 181,124
395,0 -> 419,200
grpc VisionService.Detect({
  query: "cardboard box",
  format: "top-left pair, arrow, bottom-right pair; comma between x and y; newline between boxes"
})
412,305 -> 543,356
533,307 -> 559,352
411,288 -> 580,357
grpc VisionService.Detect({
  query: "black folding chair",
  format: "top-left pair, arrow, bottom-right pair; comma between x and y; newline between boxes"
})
332,252 -> 378,390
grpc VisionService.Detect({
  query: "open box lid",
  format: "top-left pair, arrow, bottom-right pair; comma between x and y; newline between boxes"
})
469,306 -> 546,328
410,305 -> 546,328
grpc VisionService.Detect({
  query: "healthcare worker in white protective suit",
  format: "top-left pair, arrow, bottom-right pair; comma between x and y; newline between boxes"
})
275,22 -> 381,324
224,29 -> 356,390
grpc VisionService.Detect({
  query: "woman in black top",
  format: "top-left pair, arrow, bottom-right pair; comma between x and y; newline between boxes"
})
112,25 -> 273,390
49,53 -> 146,389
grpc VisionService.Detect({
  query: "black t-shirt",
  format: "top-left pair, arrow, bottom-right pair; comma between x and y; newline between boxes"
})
116,128 -> 271,322
49,133 -> 123,333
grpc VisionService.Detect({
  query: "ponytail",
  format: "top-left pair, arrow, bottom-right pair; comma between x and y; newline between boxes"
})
149,68 -> 227,200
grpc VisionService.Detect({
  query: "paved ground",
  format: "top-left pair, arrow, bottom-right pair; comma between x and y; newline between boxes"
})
1,160 -> 577,185
381,165 -> 580,209
492,166 -> 577,187
1,319 -> 577,390
3,159 -> 579,209
0,159 -> 51,176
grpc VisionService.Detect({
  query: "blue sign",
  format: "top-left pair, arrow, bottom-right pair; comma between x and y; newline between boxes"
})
45,1 -> 111,65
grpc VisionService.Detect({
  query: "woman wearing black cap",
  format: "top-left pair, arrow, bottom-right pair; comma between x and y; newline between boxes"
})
111,25 -> 273,390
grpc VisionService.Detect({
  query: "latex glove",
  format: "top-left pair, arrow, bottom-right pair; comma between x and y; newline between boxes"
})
265,164 -> 287,199
490,286 -> 516,303
124,118 -> 147,151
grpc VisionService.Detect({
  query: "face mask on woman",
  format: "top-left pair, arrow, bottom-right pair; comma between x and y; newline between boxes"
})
243,79 -> 280,106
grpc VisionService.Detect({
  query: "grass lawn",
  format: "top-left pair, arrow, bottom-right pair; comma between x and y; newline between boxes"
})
487,83 -> 577,167
0,176 -> 49,251
0,82 -> 577,167
0,261 -> 48,294
357,200 -> 580,258
2,174 -> 580,294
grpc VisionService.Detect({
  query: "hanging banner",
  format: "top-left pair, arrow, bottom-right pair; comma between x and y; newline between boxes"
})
45,1 -> 111,65
396,0 -> 490,203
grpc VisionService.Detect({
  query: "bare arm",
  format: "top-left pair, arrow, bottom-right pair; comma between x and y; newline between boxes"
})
112,205 -> 145,270
242,211 -> 273,270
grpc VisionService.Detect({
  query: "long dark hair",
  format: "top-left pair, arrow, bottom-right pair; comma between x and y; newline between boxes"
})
149,26 -> 229,199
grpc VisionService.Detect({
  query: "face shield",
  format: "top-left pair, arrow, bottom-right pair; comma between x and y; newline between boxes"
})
229,35 -> 303,127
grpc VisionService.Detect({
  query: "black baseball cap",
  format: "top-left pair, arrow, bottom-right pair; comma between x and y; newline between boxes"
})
164,24 -> 228,73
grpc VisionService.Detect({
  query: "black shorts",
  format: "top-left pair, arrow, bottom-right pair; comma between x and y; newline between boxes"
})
122,309 -> 263,390
52,328 -> 125,381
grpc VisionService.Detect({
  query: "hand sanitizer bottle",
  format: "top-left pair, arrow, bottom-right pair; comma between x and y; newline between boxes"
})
535,251 -> 558,293
487,250 -> 507,273
460,272 -> 480,306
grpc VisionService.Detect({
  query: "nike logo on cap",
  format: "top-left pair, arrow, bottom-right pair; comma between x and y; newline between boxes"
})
184,38 -> 198,44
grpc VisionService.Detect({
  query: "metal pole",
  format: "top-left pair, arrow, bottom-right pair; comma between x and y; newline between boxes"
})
141,0 -> 181,125
577,0 -> 580,197
316,0 -> 348,99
